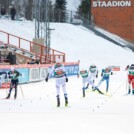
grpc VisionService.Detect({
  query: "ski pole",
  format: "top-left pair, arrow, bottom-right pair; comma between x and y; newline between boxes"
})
126,78 -> 128,94
19,84 -> 24,99
4,78 -> 8,96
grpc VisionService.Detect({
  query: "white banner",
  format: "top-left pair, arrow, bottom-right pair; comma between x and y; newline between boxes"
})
29,68 -> 40,82
93,0 -> 132,7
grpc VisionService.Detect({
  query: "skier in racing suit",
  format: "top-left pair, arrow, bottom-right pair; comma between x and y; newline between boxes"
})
45,59 -> 68,107
126,64 -> 134,95
97,67 -> 113,93
78,69 -> 103,97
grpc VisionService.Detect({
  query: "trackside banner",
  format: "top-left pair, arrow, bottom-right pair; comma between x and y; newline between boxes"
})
0,62 -> 79,87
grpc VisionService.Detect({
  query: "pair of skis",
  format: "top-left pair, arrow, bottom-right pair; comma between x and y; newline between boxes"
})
85,88 -> 112,97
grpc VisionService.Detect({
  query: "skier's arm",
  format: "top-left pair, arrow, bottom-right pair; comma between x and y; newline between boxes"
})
64,73 -> 68,82
125,65 -> 129,71
101,69 -> 104,77
45,66 -> 54,82
8,71 -> 12,79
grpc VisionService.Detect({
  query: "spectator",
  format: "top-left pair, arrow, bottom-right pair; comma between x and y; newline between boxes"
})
6,52 -> 12,63
1,7 -> 6,16
35,58 -> 40,64
10,6 -> 16,20
27,59 -> 35,64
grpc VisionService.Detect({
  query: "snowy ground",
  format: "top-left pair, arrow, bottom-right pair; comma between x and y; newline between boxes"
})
0,20 -> 134,134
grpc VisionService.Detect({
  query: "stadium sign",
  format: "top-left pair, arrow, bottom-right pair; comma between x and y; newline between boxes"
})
93,0 -> 131,7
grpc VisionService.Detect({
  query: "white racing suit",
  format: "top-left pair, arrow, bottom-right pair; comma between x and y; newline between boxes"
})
80,70 -> 103,97
47,63 -> 68,107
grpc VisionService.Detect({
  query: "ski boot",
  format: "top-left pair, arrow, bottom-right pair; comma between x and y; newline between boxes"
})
132,90 -> 134,95
64,94 -> 68,106
57,95 -> 60,107
14,93 -> 17,99
128,89 -> 131,94
6,93 -> 10,99
83,89 -> 85,97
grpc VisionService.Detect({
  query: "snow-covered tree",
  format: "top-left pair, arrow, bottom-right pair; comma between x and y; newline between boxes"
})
54,0 -> 67,22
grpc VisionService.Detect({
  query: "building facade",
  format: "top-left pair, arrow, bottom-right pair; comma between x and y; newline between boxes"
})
91,0 -> 134,43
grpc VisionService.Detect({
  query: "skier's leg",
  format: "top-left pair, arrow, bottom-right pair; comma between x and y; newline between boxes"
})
61,78 -> 68,106
106,78 -> 109,92
64,94 -> 68,106
6,82 -> 13,99
82,78 -> 87,97
56,95 -> 60,107
97,78 -> 104,87
132,79 -> 134,95
56,79 -> 60,107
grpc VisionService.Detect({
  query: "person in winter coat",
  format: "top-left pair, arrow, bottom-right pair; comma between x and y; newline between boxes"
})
1,7 -> 6,16
10,6 -> 16,20
125,64 -> 134,95
6,67 -> 21,99
45,59 -> 68,107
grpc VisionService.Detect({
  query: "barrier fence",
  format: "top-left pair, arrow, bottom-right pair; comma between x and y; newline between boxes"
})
0,62 -> 79,88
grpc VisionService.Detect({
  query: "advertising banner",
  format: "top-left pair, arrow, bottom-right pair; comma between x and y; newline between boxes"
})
40,67 -> 48,80
29,68 -> 40,82
0,62 -> 79,89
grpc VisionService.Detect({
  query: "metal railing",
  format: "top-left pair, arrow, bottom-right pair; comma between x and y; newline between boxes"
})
0,30 -> 65,64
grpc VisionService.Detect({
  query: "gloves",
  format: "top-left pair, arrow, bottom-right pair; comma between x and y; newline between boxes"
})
9,76 -> 12,79
45,77 -> 48,82
101,73 -> 103,77
66,78 -> 68,82
96,74 -> 98,78
111,72 -> 113,75
125,65 -> 129,70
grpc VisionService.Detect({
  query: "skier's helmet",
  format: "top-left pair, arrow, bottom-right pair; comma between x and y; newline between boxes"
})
90,64 -> 96,68
130,64 -> 134,70
11,66 -> 14,71
56,59 -> 61,63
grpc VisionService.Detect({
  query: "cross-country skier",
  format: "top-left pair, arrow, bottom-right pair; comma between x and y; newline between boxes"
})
6,67 -> 21,99
86,64 -> 98,89
45,59 -> 68,107
78,69 -> 104,97
125,64 -> 134,95
97,67 -> 113,93
0,71 -> 7,87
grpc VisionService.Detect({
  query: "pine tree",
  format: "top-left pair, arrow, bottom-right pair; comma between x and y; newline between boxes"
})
78,0 -> 91,20
54,0 -> 67,22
